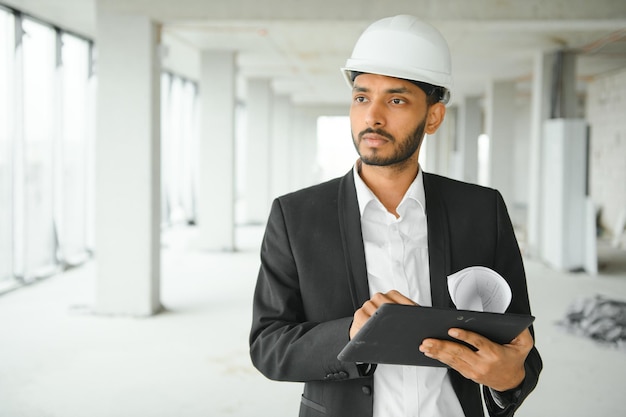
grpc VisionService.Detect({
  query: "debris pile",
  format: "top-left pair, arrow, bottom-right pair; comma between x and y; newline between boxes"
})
558,295 -> 626,350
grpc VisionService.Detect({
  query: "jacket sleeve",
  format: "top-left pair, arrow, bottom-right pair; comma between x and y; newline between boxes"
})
249,198 -> 362,383
483,190 -> 543,417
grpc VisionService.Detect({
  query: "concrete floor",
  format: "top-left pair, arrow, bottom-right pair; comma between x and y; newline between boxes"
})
1,225 -> 625,417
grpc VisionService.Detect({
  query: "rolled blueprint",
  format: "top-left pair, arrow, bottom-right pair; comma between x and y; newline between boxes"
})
447,266 -> 512,313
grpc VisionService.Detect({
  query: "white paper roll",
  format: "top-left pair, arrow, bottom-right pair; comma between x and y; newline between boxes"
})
447,266 -> 512,313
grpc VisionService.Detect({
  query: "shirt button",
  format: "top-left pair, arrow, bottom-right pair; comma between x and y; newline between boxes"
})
362,385 -> 372,395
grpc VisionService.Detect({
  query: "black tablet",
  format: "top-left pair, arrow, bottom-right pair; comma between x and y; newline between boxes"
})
337,304 -> 535,367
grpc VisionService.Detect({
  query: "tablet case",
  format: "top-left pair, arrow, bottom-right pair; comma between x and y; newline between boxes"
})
337,304 -> 535,367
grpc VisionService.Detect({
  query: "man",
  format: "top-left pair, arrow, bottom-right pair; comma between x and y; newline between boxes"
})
250,15 -> 542,417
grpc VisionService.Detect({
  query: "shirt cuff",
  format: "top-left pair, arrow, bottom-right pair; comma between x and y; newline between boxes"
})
488,385 -> 523,409
356,362 -> 376,377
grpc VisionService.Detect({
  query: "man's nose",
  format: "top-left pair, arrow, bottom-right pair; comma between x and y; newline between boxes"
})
365,101 -> 385,128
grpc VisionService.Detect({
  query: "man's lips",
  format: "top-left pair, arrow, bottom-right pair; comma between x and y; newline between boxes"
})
360,132 -> 391,148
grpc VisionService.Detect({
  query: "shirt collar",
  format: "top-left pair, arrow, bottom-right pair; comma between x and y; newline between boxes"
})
353,160 -> 426,217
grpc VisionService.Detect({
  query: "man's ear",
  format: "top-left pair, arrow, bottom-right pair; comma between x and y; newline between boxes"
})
425,102 -> 446,134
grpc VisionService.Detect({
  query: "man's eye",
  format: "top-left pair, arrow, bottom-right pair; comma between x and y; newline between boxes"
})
391,98 -> 405,104
354,96 -> 367,103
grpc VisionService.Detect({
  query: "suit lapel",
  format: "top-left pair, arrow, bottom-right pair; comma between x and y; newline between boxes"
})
338,170 -> 370,310
423,173 -> 453,308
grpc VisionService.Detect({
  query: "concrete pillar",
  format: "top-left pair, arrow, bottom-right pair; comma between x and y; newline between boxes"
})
422,109 -> 455,177
95,10 -> 161,315
443,106 -> 459,179
271,94 -> 292,198
551,51 -> 579,119
290,107 -> 318,190
485,80 -> 516,207
422,133 -> 438,173
195,50 -> 236,251
245,78 -> 272,224
539,51 -> 588,269
541,119 -> 588,270
527,52 -> 555,257
302,112 -> 319,187
458,96 -> 482,184
288,107 -> 301,191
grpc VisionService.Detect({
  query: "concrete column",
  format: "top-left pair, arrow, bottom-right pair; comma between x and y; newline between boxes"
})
245,78 -> 272,224
541,119 -> 588,270
301,112 -> 319,187
271,94 -> 292,198
443,106 -> 459,179
485,80 -> 516,207
422,111 -> 455,177
539,51 -> 587,269
195,50 -> 236,251
458,96 -> 482,184
422,133 -> 437,173
290,107 -> 318,190
527,52 -> 554,257
289,107 -> 301,191
95,10 -> 161,315
551,51 -> 579,119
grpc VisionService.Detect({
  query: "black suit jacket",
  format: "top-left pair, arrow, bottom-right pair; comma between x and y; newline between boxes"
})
250,170 -> 542,417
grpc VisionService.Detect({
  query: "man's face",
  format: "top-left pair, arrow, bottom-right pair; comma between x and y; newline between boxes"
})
350,73 -> 430,167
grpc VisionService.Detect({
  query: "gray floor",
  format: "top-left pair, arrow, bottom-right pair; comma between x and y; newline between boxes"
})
1,225 -> 625,417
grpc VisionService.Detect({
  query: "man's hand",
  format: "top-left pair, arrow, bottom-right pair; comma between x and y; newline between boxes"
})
419,327 -> 534,392
350,290 -> 417,340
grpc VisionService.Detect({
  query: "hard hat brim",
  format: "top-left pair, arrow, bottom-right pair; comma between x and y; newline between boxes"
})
340,65 -> 452,105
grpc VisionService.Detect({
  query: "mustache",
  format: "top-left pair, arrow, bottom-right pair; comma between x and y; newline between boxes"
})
358,128 -> 395,142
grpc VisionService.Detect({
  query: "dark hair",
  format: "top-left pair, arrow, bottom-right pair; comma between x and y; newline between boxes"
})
412,81 -> 447,106
350,71 -> 446,106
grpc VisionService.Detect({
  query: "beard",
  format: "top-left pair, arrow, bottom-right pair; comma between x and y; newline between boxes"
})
352,117 -> 427,167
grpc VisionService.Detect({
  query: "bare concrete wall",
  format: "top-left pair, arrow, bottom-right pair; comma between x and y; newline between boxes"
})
586,68 -> 626,235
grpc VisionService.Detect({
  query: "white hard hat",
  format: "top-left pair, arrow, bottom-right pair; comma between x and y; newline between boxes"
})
341,15 -> 453,104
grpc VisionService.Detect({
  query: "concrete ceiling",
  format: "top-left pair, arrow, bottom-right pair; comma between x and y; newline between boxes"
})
3,0 -> 626,106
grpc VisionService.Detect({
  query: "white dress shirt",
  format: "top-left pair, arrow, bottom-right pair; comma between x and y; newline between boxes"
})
353,163 -> 466,417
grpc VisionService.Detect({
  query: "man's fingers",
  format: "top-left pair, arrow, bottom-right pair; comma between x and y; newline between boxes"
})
350,290 -> 416,340
384,290 -> 418,305
419,338 -> 474,371
447,328 -> 488,351
357,291 -> 414,319
508,328 -> 534,348
420,327 -> 534,390
368,290 -> 417,307
449,327 -> 534,353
